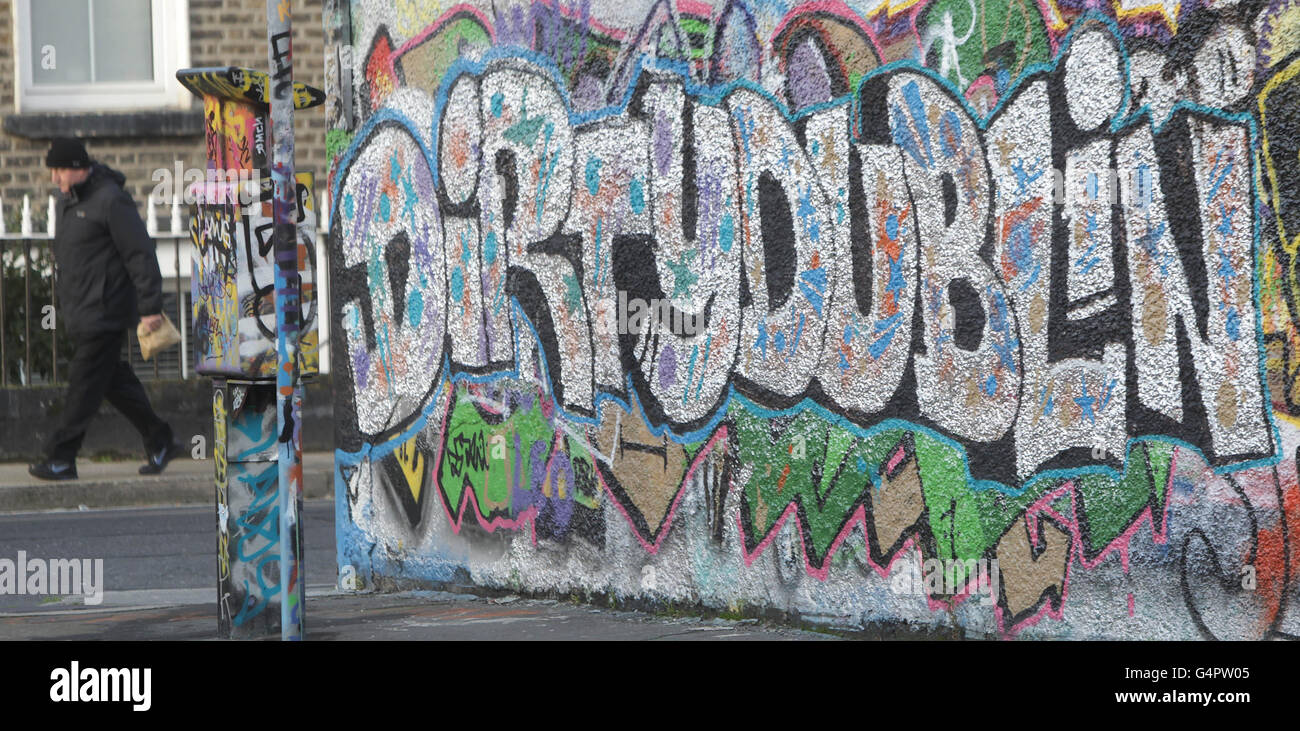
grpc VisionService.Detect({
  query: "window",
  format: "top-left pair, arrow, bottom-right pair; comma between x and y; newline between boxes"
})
14,0 -> 190,112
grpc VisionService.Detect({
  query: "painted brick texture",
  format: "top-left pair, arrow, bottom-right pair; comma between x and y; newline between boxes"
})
0,0 -> 328,226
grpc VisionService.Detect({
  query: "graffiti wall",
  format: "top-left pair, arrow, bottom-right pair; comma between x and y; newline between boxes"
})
325,0 -> 1300,638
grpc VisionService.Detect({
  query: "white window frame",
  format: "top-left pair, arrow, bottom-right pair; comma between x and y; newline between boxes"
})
13,0 -> 190,112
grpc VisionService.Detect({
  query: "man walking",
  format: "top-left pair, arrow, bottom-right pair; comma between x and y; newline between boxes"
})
28,138 -> 182,480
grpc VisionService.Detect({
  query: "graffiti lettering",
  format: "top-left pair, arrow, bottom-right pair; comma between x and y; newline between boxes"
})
331,0 -> 1300,640
336,27 -> 1272,483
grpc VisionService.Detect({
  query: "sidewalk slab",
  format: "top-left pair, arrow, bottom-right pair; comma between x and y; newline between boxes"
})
0,452 -> 335,512
0,590 -> 837,641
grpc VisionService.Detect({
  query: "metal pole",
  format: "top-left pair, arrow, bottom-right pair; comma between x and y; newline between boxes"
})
48,201 -> 56,382
266,0 -> 303,641
51,249 -> 57,384
1,241 -> 7,387
175,236 -> 183,379
24,242 -> 32,383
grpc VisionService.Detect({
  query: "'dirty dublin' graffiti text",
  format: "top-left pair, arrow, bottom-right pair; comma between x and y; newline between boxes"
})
334,20 -> 1272,485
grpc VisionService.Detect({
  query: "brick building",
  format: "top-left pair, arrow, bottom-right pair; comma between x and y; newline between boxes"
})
0,0 -> 329,227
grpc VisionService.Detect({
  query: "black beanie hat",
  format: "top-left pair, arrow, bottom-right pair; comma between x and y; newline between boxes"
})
45,137 -> 90,169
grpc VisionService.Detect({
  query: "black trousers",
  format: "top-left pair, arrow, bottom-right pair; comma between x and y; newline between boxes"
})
43,330 -> 172,462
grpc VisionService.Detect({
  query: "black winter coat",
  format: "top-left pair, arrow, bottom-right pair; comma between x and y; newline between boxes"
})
52,164 -> 163,339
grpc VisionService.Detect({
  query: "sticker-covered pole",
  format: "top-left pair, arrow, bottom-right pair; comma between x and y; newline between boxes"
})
266,0 -> 304,641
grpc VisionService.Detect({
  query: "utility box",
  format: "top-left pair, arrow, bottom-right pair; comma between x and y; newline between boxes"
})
178,66 -> 324,639
179,67 -> 323,379
211,380 -> 281,636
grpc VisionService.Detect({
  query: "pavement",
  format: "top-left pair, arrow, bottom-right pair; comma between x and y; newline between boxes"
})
0,452 -> 335,512
0,588 -> 836,640
0,457 -> 839,641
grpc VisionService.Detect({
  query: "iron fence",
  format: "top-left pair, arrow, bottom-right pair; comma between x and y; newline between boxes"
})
0,192 -> 333,387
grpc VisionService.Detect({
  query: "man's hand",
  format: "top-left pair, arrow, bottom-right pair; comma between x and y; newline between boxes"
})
140,314 -> 163,333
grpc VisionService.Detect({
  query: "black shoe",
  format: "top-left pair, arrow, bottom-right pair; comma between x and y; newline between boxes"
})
139,442 -> 184,475
29,459 -> 78,481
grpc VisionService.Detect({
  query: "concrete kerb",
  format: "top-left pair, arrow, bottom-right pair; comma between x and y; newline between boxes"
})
0,452 -> 335,512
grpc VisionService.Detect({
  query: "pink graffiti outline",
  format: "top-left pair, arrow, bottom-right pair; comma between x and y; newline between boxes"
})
426,376 -> 1184,639
591,424 -> 731,554
430,387 -> 543,538
428,384 -> 603,546
964,74 -> 998,104
393,3 -> 497,63
429,384 -> 733,551
991,446 -> 1179,636
529,0 -> 637,44
736,500 -> 862,582
730,441 -> 1181,637
676,0 -> 716,20
732,488 -> 1009,624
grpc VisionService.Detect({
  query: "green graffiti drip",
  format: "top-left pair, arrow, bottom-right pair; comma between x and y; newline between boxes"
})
735,404 -> 1173,569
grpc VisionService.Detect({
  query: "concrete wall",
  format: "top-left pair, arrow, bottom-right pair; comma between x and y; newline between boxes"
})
325,0 -> 1300,639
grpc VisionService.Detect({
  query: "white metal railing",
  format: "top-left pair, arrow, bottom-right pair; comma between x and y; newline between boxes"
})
0,190 -> 333,387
